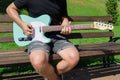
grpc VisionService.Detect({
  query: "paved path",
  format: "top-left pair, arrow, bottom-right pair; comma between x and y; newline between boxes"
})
92,74 -> 120,80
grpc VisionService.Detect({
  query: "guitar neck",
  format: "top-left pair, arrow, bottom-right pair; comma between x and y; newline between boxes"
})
43,24 -> 94,32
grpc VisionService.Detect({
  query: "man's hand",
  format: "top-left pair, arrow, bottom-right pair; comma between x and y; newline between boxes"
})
21,22 -> 33,36
61,17 -> 71,35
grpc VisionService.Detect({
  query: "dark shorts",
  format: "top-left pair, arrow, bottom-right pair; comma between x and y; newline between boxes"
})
27,35 -> 75,54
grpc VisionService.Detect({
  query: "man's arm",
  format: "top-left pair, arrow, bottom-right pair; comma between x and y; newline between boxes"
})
61,17 -> 71,35
60,0 -> 71,35
6,3 -> 23,27
6,3 -> 33,36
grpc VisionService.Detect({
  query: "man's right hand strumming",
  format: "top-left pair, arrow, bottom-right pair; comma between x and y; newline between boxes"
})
21,22 -> 33,36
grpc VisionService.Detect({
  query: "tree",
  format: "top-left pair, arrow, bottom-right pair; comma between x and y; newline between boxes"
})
106,0 -> 119,24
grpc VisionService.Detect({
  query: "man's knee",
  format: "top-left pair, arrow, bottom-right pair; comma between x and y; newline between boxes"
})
63,48 -> 79,65
57,50 -> 80,74
70,52 -> 80,65
29,50 -> 49,69
66,54 -> 79,69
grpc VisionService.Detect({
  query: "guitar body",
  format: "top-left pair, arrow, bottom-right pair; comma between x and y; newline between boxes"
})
13,15 -> 51,46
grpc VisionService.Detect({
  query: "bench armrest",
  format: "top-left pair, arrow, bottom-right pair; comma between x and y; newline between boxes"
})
110,37 -> 120,42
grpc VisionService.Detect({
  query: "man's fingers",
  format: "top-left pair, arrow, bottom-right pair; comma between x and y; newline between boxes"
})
24,24 -> 33,36
27,24 -> 33,29
61,26 -> 71,34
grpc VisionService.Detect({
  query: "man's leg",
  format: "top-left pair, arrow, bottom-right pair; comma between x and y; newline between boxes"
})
27,41 -> 59,80
56,47 -> 80,74
29,50 -> 59,80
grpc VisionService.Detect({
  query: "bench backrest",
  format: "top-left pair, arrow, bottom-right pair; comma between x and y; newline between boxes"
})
0,15 -> 113,44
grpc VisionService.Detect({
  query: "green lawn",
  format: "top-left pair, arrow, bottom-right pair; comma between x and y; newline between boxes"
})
67,0 -> 107,16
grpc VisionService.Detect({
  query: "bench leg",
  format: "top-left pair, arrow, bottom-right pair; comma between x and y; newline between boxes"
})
60,74 -> 64,80
103,56 -> 109,67
103,55 -> 115,67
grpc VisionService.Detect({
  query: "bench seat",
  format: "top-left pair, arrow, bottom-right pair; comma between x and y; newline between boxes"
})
0,42 -> 120,67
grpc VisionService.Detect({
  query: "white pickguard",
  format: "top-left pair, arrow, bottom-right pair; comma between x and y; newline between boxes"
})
30,21 -> 51,43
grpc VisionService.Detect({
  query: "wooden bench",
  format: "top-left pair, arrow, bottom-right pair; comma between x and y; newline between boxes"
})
0,15 -> 120,80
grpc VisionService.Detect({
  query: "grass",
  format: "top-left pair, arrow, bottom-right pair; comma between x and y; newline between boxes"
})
0,0 -> 120,76
67,0 -> 107,16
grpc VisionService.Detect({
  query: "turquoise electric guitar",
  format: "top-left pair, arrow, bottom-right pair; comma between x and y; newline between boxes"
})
13,15 -> 113,46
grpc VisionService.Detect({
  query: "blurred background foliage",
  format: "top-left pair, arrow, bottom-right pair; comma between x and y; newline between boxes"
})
0,0 -> 14,14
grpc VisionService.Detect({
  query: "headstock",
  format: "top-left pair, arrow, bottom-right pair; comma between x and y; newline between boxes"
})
93,22 -> 114,30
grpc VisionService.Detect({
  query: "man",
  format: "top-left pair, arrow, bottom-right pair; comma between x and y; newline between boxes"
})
6,0 -> 80,80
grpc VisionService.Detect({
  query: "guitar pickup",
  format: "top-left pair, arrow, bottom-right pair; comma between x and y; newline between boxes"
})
39,26 -> 43,32
18,37 -> 32,41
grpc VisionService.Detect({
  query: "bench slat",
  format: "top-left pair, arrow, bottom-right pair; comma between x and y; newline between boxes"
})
0,15 -> 12,23
70,16 -> 112,22
0,15 -> 112,23
0,50 -> 31,66
0,32 -> 114,42
0,36 -> 14,42
2,73 -> 43,80
0,26 -> 12,32
65,32 -> 114,39
78,42 -> 120,51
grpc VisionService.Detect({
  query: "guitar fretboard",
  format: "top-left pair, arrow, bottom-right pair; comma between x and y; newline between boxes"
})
43,24 -> 94,32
